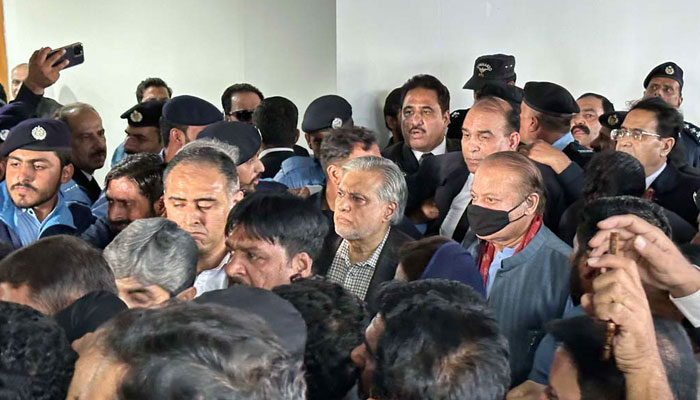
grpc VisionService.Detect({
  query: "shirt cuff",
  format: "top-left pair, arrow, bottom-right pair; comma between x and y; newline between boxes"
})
670,289 -> 700,327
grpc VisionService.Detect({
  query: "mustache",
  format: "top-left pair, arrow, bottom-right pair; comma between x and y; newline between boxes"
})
409,126 -> 426,133
11,183 -> 37,192
572,125 -> 590,135
91,149 -> 107,157
228,276 -> 248,286
109,219 -> 130,229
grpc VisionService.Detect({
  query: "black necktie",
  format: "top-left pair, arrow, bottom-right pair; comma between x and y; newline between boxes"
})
419,152 -> 434,164
452,206 -> 471,243
85,177 -> 101,203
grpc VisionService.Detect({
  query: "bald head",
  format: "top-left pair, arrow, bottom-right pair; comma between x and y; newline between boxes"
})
10,63 -> 28,100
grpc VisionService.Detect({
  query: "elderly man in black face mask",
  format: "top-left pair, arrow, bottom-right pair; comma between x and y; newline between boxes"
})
466,151 -> 571,387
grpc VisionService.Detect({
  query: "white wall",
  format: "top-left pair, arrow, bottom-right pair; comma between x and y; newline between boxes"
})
337,0 -> 700,146
3,0 -> 337,182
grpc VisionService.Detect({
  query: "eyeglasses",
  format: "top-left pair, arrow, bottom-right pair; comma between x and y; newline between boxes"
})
610,128 -> 661,141
228,109 -> 254,122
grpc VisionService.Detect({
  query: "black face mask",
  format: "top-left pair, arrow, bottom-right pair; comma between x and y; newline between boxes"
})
466,197 -> 528,237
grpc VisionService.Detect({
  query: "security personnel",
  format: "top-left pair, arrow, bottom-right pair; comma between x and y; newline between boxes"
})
0,118 -> 95,248
592,110 -> 627,152
110,99 -> 166,165
198,121 -> 268,194
161,95 -> 223,163
642,61 -> 700,170
519,81 -> 593,168
274,95 -> 353,188
447,54 -> 517,140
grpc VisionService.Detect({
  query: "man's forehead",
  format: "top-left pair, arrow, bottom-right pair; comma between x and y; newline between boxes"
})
403,87 -> 439,106
622,109 -> 657,129
9,148 -> 60,162
340,170 -> 381,191
648,76 -> 681,88
576,96 -> 604,110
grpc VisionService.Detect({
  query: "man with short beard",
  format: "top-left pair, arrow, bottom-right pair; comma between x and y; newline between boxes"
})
56,103 -> 108,206
0,118 -> 94,248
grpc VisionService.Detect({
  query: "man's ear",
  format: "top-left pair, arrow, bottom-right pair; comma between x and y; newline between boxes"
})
60,163 -> 74,184
175,286 -> 196,302
170,128 -> 185,147
305,133 -> 312,147
661,137 -> 676,157
383,202 -> 398,223
291,252 -> 313,278
294,129 -> 300,144
232,189 -> 245,206
442,110 -> 450,127
508,131 -> 521,150
525,193 -> 540,214
327,164 -> 341,185
153,195 -> 165,216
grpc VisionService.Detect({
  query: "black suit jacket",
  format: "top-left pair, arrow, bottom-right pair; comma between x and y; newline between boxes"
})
382,138 -> 462,175
562,141 -> 593,169
71,169 -> 101,203
651,164 -> 700,226
260,150 -> 295,179
314,227 -> 413,309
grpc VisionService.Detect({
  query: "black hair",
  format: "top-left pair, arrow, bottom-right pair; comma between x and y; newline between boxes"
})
582,151 -> 646,203
629,97 -> 685,139
680,243 -> 700,266
164,143 -> 239,195
252,96 -> 298,148
400,74 -> 450,114
0,82 -> 7,104
105,153 -> 165,205
159,117 -> 189,148
577,92 -> 615,114
372,280 -> 510,400
319,127 -> 378,170
225,192 -> 328,261
101,302 -> 305,399
397,236 -> 452,281
0,301 -> 76,400
221,83 -> 264,114
0,235 -> 117,315
136,77 -> 172,103
55,147 -> 72,169
383,88 -> 403,118
546,316 -> 626,400
536,111 -> 572,134
273,279 -> 369,400
0,240 -> 14,261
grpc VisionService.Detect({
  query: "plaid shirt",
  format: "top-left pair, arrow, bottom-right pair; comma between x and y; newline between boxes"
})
327,230 -> 390,300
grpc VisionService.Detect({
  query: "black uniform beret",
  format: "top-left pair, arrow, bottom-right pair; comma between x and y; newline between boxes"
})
599,111 -> 627,130
53,291 -> 127,342
0,102 -> 34,142
446,109 -> 468,139
301,95 -> 352,133
198,121 -> 261,165
121,100 -> 166,128
162,95 -> 222,126
643,62 -> 683,90
463,54 -> 516,90
523,82 -> 579,117
1,118 -> 70,157
195,285 -> 307,361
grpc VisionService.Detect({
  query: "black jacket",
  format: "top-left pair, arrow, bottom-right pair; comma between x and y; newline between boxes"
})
650,164 -> 700,226
71,169 -> 102,204
260,150 -> 295,179
382,138 -> 462,175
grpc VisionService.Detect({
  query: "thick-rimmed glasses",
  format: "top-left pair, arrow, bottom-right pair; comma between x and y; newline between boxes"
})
610,128 -> 661,141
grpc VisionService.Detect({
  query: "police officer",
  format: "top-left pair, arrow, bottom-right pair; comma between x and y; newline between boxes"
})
161,95 -> 223,163
0,118 -> 95,248
116,99 -> 166,161
447,54 -> 517,140
198,121 -> 266,194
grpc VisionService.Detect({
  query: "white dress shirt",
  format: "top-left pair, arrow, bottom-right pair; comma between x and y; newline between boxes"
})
440,174 -> 474,237
193,253 -> 230,297
411,137 -> 447,162
670,288 -> 700,327
645,163 -> 667,189
259,147 -> 294,158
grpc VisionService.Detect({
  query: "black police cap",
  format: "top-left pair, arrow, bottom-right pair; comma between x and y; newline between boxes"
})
463,54 -> 516,90
446,109 -> 468,139
0,102 -> 35,143
599,111 -> 627,130
1,118 -> 70,157
197,121 -> 261,165
523,81 -> 579,117
643,62 -> 683,90
301,95 -> 352,133
477,82 -> 524,108
121,100 -> 166,128
162,95 -> 222,126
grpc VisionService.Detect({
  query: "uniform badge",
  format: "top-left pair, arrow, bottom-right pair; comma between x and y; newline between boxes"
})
607,114 -> 619,126
665,65 -> 675,75
0,130 -> 9,141
331,117 -> 343,129
476,63 -> 493,77
31,126 -> 47,141
130,110 -> 143,123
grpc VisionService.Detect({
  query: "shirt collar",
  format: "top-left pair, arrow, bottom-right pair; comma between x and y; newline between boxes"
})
551,132 -> 575,151
411,136 -> 447,161
259,147 -> 294,158
81,170 -> 93,181
646,162 -> 667,189
341,228 -> 391,267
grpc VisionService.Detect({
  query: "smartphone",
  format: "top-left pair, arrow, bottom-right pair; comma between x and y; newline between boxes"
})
49,42 -> 84,69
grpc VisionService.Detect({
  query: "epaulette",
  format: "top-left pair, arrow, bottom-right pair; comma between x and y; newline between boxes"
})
683,122 -> 700,145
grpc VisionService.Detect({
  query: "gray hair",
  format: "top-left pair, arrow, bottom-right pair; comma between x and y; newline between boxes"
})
164,139 -> 240,195
103,218 -> 198,294
341,156 -> 407,225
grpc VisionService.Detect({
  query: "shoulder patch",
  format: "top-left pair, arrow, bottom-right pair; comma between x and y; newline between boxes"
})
683,122 -> 700,145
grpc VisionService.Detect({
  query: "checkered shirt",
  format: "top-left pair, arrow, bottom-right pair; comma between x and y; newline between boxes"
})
327,229 -> 390,300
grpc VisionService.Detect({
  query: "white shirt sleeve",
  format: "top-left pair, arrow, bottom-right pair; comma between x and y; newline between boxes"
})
670,289 -> 700,327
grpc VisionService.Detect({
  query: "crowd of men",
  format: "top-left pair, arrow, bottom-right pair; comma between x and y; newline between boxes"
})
0,45 -> 699,399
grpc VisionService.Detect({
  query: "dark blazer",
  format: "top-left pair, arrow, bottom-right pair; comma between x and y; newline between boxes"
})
71,169 -> 102,204
260,149 -> 296,179
557,199 -> 697,246
314,227 -> 413,309
382,138 -> 462,175
293,144 -> 310,157
410,153 -> 570,238
650,163 -> 700,226
562,141 -> 593,169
